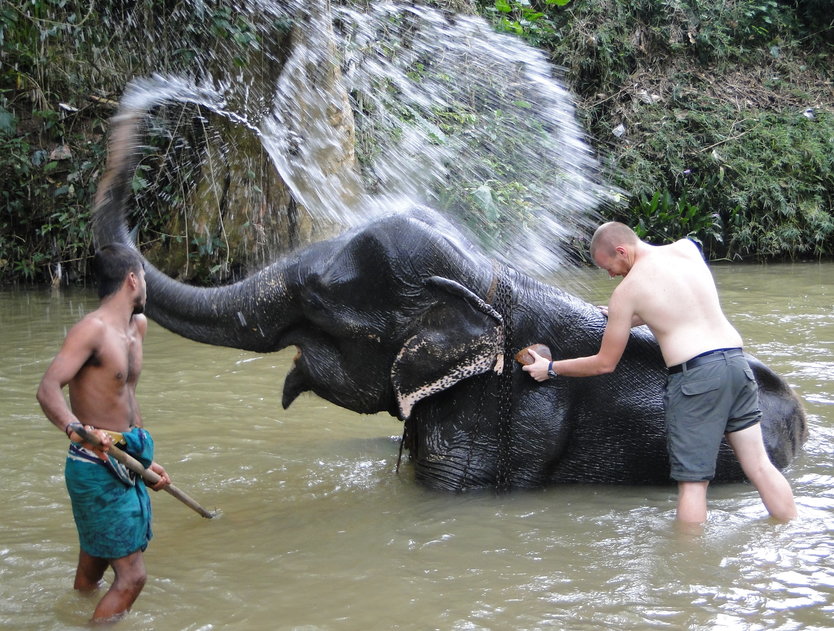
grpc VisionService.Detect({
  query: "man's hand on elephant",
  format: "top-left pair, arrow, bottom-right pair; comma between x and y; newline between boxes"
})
522,349 -> 551,382
598,305 -> 609,317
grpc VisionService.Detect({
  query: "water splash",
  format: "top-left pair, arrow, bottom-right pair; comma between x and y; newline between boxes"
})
116,1 -> 614,276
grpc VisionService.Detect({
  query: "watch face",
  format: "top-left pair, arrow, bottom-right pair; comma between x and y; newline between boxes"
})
547,370 -> 557,378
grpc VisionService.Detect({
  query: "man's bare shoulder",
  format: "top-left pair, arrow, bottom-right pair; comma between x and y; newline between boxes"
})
50,312 -> 108,369
66,311 -> 108,343
636,239 -> 703,272
670,238 -> 703,258
609,273 -> 640,309
132,313 -> 148,337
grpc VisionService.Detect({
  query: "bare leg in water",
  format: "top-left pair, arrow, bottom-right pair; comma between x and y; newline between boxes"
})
726,423 -> 797,521
74,549 -> 147,623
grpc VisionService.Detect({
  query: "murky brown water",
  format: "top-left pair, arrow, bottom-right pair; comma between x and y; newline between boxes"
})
1,263 -> 832,630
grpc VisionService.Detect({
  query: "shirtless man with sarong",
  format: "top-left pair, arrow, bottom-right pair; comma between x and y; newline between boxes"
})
37,243 -> 171,623
523,222 -> 796,524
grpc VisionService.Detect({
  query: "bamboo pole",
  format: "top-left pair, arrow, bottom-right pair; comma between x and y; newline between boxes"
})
73,426 -> 218,519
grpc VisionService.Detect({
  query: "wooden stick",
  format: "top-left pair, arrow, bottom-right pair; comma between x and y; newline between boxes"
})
73,426 -> 217,519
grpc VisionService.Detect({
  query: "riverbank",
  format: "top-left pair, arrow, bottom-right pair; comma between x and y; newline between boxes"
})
1,0 -> 832,286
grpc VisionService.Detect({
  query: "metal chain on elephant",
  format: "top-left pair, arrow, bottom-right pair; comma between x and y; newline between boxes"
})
492,268 -> 515,492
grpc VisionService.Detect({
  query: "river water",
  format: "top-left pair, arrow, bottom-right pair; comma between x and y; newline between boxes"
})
1,263 -> 831,630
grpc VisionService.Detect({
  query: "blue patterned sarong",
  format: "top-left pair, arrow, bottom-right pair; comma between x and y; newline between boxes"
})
65,427 -> 155,559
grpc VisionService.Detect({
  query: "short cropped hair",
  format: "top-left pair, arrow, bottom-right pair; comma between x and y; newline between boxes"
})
589,222 -> 638,259
94,244 -> 144,299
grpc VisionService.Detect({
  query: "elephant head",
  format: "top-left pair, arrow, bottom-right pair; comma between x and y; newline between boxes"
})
94,112 -> 509,420
94,110 -> 807,491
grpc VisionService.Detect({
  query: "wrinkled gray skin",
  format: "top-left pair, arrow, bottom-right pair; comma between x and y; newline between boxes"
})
93,115 -> 807,491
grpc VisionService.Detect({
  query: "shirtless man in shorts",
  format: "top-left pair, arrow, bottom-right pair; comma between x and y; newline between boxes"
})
523,222 -> 797,524
37,243 -> 171,622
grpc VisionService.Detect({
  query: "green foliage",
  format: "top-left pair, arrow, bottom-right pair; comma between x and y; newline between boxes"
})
721,111 -> 834,258
0,93 -> 104,283
1,0 -> 832,285
426,98 -> 544,248
187,232 -> 228,284
0,0 -> 278,284
481,0 -> 571,46
475,0 -> 833,260
209,5 -> 262,67
610,105 -> 834,258
628,190 -> 722,249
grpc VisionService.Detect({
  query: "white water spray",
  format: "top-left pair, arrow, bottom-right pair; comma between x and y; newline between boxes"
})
116,1 -> 614,276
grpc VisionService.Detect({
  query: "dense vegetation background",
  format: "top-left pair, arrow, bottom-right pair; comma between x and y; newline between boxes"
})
1,0 -> 832,285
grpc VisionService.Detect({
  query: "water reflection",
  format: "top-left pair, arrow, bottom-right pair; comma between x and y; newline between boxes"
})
0,263 -> 831,630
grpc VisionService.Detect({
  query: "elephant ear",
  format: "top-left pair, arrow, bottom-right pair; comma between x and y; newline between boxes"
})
391,276 -> 504,420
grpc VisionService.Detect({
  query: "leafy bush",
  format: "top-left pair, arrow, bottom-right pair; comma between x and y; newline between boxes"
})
0,95 -> 106,283
1,0 -> 832,286
0,0 -> 286,284
477,0 -> 834,260
722,110 -> 834,258
627,189 -> 722,249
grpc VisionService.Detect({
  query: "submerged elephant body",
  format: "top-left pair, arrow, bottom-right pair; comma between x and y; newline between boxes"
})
93,117 -> 807,492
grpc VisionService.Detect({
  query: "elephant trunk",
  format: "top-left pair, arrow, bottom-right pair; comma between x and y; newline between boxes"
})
144,261 -> 299,352
92,108 -> 301,352
92,109 -> 145,250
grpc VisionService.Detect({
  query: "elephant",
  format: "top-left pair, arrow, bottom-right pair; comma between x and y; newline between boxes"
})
93,114 -> 807,492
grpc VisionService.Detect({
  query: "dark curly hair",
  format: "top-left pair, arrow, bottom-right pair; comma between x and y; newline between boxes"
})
93,244 -> 144,299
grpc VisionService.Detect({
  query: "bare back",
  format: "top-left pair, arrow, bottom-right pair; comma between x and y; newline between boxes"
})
617,239 -> 742,366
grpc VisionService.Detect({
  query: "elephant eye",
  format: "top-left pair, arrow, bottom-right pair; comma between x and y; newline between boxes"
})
302,291 -> 326,313
300,281 -> 340,323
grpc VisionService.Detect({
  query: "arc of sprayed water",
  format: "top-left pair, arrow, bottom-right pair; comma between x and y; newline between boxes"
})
106,1 -> 614,279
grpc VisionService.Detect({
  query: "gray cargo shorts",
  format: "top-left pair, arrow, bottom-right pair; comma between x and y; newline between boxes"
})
663,349 -> 761,482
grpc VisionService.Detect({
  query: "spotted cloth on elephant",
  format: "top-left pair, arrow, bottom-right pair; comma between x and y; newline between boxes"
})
65,427 -> 155,559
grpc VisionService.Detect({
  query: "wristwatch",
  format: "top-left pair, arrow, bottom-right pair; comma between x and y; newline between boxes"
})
547,361 -> 558,379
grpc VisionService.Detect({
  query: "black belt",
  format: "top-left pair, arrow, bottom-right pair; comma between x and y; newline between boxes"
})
667,347 -> 743,374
